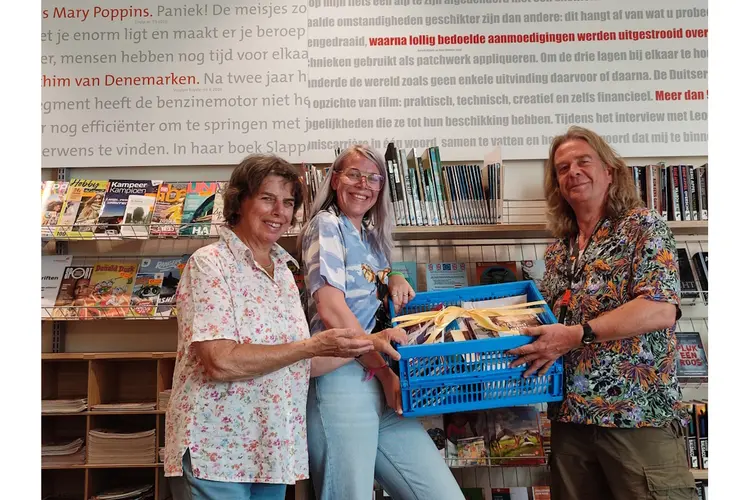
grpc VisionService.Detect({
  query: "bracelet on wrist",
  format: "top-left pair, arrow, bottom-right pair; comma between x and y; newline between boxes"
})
388,271 -> 405,278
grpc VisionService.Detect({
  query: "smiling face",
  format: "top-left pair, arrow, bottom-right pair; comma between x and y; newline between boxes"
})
332,153 -> 383,225
238,175 -> 295,246
553,139 -> 613,211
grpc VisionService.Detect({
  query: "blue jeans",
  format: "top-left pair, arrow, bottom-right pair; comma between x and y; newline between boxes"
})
168,451 -> 287,500
307,362 -> 463,500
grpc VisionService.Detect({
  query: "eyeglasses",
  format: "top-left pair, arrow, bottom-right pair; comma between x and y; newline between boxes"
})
336,168 -> 385,191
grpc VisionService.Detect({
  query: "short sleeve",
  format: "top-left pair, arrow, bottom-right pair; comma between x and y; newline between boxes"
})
629,214 -> 681,310
175,250 -> 239,345
302,212 -> 347,296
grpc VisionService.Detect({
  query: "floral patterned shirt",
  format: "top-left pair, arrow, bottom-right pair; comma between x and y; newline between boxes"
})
542,208 -> 687,428
164,226 -> 310,483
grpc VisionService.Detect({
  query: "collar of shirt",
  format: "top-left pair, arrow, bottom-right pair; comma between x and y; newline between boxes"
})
338,212 -> 369,243
218,225 -> 299,270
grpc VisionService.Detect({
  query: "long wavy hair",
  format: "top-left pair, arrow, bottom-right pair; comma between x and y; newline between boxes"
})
544,126 -> 642,239
298,144 -> 394,262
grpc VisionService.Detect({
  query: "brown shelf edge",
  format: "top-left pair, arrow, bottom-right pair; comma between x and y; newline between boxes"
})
42,352 -> 176,360
42,463 -> 162,470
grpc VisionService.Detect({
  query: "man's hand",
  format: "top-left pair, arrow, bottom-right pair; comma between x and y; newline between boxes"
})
377,368 -> 403,415
370,327 -> 408,360
507,324 -> 583,378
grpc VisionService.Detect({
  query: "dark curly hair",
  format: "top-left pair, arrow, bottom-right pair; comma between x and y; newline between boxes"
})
223,154 -> 304,227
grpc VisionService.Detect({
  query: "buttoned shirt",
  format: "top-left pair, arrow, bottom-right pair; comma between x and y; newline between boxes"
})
164,226 -> 310,483
542,208 -> 686,428
301,210 -> 390,336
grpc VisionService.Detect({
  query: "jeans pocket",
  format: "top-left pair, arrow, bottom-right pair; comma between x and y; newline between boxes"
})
643,464 -> 698,500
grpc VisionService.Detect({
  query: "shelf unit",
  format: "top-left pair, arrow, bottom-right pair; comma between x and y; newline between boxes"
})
42,352 -> 174,499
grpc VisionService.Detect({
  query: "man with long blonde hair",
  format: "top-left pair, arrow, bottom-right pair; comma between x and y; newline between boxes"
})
508,127 -> 696,499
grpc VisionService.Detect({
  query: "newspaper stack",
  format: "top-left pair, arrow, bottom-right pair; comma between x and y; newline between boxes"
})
87,429 -> 156,464
90,402 -> 156,412
42,398 -> 87,414
42,437 -> 85,466
90,484 -> 154,500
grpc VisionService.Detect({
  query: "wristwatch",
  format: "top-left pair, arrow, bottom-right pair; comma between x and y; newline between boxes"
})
581,322 -> 597,345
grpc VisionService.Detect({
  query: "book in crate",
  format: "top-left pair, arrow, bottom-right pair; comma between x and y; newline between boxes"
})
390,281 -> 563,417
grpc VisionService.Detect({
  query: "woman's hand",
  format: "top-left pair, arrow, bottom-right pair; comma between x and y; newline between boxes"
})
312,328 -> 375,358
389,274 -> 415,314
370,327 -> 408,360
377,368 -> 403,415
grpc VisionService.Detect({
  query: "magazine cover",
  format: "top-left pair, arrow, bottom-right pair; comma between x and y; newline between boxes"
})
150,182 -> 188,237
137,255 -> 191,318
41,181 -> 69,237
179,182 -> 217,237
95,180 -> 162,238
486,407 -> 545,466
129,273 -> 164,318
209,181 -> 227,236
42,255 -> 73,318
54,179 -> 108,239
122,194 -> 158,239
51,265 -> 93,320
87,261 -> 138,317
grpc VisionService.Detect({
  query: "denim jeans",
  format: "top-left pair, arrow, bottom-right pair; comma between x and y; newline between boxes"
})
307,362 -> 463,500
168,451 -> 287,500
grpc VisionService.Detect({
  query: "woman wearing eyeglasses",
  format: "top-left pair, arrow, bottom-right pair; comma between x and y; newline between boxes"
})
298,145 -> 463,500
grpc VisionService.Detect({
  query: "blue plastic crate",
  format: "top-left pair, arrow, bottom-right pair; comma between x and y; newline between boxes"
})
390,281 -> 564,417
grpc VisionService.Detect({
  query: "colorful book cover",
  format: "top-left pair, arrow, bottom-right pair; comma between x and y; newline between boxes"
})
179,181 -> 217,237
51,265 -> 93,320
54,179 -> 108,239
129,265 -> 165,318
95,180 -> 161,238
391,261 -> 417,290
42,255 -> 73,318
418,416 -> 447,459
445,412 -> 487,467
426,262 -> 468,291
87,261 -> 138,317
675,332 -> 708,381
486,407 -> 545,466
41,181 -> 69,237
138,255 -> 191,317
210,181 -> 227,236
520,260 -> 546,286
476,261 -> 519,285
150,182 -> 188,237
122,194 -> 158,239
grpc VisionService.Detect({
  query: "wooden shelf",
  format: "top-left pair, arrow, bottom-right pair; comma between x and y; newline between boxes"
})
42,355 -> 174,499
43,463 -> 161,470
42,351 -> 176,360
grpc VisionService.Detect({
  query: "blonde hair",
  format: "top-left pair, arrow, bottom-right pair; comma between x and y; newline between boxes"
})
544,126 -> 643,239
299,144 -> 394,262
